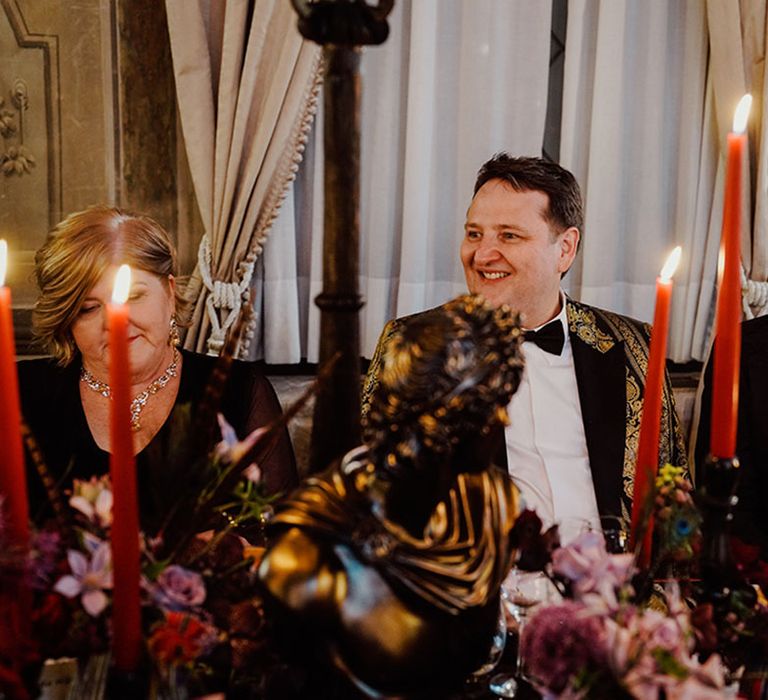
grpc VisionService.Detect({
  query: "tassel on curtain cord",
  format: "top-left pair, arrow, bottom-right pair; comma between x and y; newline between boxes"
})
741,266 -> 768,319
198,234 -> 257,355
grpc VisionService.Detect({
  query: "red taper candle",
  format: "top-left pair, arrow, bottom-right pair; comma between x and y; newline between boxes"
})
711,94 -> 751,459
0,240 -> 29,545
630,246 -> 681,567
108,264 -> 142,672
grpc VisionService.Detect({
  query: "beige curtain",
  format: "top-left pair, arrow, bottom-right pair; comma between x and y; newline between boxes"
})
707,0 -> 768,319
165,0 -> 322,356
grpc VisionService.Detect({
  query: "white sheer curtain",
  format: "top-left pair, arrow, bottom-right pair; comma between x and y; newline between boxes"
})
253,0 -> 553,362
560,0 -> 717,363
165,0 -> 322,358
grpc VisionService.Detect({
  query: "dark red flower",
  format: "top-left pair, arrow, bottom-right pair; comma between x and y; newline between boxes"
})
147,612 -> 217,667
730,536 -> 768,590
0,662 -> 30,700
690,603 -> 719,653
511,509 -> 561,571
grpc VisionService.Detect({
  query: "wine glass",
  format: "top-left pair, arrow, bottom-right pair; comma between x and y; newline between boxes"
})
556,516 -> 598,546
600,515 -> 629,553
488,569 -> 555,697
468,597 -> 509,679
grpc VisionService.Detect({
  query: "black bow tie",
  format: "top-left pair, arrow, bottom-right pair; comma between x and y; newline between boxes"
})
523,320 -> 565,355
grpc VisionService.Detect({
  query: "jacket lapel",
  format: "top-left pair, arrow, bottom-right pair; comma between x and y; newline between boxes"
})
567,301 -> 627,518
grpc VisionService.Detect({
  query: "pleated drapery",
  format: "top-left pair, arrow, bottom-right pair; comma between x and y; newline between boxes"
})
165,0 -> 322,357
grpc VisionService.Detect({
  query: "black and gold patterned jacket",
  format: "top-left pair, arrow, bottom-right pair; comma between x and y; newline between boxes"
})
362,297 -> 688,522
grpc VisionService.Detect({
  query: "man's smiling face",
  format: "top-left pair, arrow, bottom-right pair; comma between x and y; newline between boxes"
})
460,179 -> 579,328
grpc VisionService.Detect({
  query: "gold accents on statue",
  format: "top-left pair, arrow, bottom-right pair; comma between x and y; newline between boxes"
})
258,295 -> 525,697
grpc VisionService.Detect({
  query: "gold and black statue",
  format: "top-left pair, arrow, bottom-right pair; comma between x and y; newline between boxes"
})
257,295 -> 525,698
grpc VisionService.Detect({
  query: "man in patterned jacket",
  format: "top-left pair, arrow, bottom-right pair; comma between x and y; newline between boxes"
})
362,154 -> 687,535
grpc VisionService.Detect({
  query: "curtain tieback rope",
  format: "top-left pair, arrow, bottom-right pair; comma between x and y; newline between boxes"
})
741,266 -> 768,320
198,234 -> 255,354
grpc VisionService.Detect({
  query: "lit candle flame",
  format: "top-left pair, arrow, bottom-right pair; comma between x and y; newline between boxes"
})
660,246 -> 682,282
733,94 -> 752,134
112,264 -> 131,304
0,240 -> 6,287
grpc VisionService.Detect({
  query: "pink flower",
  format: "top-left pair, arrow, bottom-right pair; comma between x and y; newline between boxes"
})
552,532 -> 634,607
53,540 -> 113,616
667,678 -> 729,700
521,601 -> 606,693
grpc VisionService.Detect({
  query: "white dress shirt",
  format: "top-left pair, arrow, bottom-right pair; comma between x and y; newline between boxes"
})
504,296 -> 601,543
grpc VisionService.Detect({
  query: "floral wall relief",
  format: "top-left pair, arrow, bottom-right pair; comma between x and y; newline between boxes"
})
0,78 -> 35,176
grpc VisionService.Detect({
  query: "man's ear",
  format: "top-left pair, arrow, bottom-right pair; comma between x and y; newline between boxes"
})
558,227 -> 580,274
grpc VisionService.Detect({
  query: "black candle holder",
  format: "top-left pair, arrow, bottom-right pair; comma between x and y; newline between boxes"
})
695,453 -> 741,587
105,665 -> 150,699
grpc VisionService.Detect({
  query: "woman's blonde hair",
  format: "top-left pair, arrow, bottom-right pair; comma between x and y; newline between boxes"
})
33,205 -> 187,366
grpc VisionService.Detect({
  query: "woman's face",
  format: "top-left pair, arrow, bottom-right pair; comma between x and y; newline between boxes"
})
72,266 -> 176,380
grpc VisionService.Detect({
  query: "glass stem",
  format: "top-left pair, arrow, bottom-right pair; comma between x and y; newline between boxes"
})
515,613 -> 527,677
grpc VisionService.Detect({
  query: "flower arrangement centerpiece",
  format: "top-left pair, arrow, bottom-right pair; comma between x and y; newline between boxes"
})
0,321 -> 323,700
521,530 -> 729,699
514,464 -> 768,700
0,408 -> 281,699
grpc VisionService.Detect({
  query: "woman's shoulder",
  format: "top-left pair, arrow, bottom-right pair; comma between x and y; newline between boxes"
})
179,349 -> 270,390
17,357 -> 76,398
17,357 -> 81,437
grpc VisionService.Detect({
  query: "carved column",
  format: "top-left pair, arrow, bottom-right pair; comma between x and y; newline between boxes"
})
291,0 -> 393,473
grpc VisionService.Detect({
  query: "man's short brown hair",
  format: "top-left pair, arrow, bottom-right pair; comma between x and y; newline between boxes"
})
474,154 -> 584,237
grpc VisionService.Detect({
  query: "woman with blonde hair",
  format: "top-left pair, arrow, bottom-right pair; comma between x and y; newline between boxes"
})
18,205 -> 297,528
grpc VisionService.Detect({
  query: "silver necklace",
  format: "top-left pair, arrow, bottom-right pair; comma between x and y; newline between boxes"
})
80,349 -> 180,432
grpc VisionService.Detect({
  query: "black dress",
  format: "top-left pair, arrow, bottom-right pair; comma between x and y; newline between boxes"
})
17,349 -> 298,532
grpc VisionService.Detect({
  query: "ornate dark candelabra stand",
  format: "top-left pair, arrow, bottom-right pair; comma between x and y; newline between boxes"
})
696,453 -> 741,584
290,0 -> 394,473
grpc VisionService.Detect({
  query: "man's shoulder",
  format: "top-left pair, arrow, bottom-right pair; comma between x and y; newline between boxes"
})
375,304 -> 449,343
385,303 -> 449,327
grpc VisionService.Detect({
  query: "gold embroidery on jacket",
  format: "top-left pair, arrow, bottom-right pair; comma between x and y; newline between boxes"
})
567,305 -> 615,353
364,300 -> 689,517
623,372 -> 643,518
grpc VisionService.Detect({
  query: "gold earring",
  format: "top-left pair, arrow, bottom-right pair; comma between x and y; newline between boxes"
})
169,317 -> 180,347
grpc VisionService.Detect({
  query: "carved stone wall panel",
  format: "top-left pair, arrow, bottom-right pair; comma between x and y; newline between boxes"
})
4,0 -> 184,356
2,0 -> 115,352
15,0 -> 114,216
0,0 -> 57,308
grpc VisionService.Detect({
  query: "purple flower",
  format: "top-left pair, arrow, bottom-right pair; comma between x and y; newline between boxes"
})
552,531 -> 634,607
149,565 -> 206,611
53,540 -> 113,616
521,601 -> 606,694
215,414 -> 267,468
29,530 -> 61,590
